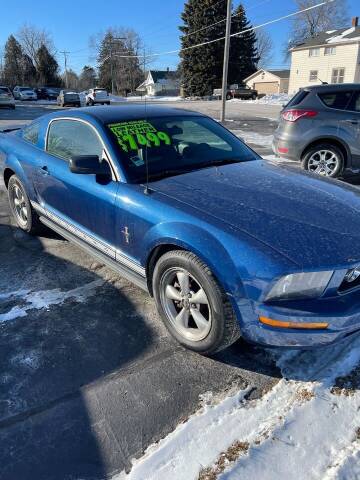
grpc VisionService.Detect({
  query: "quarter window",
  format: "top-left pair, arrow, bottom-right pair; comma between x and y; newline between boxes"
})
309,48 -> 320,57
23,122 -> 39,145
46,120 -> 103,161
347,92 -> 360,112
324,46 -> 336,55
331,68 -> 345,84
318,91 -> 353,110
309,70 -> 318,81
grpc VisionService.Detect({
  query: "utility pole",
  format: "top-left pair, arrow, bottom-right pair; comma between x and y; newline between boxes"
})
60,51 -> 70,88
220,0 -> 232,123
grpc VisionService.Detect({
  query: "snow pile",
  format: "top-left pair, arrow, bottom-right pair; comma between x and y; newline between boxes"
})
114,333 -> 360,480
229,93 -> 291,105
327,27 -> 357,43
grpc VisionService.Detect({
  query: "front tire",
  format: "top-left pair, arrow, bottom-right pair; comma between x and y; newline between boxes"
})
7,175 -> 42,234
153,250 -> 240,354
302,143 -> 344,178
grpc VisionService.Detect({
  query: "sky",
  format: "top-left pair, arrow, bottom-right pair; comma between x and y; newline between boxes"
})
0,0 -> 358,75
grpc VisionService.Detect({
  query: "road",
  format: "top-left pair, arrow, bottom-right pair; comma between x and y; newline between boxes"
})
0,101 -> 281,480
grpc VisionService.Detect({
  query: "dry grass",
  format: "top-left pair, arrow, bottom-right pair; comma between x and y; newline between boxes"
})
331,365 -> 360,397
295,388 -> 315,403
198,441 -> 250,480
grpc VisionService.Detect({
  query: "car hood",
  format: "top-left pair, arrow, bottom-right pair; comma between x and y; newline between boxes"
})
149,160 -> 360,269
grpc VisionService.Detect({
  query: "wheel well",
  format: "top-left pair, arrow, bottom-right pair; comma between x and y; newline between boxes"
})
146,244 -> 185,296
3,168 -> 15,189
301,139 -> 348,167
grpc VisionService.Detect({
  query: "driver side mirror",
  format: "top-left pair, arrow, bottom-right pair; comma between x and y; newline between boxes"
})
69,155 -> 111,176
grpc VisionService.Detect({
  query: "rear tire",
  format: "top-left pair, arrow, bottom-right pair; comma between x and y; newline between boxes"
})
7,175 -> 43,234
251,93 -> 257,100
302,143 -> 344,178
226,93 -> 232,100
153,250 -> 240,354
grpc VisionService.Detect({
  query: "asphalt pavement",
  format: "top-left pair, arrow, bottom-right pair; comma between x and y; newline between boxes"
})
0,102 -> 280,479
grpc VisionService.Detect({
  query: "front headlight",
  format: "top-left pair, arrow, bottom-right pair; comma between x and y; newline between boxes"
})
265,271 -> 333,301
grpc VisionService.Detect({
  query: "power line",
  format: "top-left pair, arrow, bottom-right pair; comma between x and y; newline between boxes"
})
107,0 -> 335,59
181,0 -> 271,39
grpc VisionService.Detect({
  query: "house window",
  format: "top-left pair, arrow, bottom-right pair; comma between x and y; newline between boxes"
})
331,68 -> 345,84
309,70 -> 318,81
324,46 -> 336,55
309,48 -> 320,57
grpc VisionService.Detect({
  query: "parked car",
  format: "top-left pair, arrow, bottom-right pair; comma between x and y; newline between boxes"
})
2,106 -> 360,354
213,84 -> 258,100
0,86 -> 15,109
85,88 -> 110,106
35,87 -> 61,100
13,86 -> 37,101
57,90 -> 81,107
273,83 -> 360,178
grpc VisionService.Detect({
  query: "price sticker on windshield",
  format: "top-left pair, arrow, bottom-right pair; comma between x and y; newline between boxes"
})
108,120 -> 171,153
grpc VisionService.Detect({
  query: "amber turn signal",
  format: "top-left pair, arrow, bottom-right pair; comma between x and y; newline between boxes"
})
259,316 -> 328,330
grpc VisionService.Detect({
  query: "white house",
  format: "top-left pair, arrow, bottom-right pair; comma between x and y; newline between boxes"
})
288,17 -> 360,94
244,69 -> 290,95
136,69 -> 179,96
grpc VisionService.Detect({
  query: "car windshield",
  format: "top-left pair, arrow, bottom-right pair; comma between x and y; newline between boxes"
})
107,115 -> 258,183
0,87 -> 10,93
20,88 -> 33,92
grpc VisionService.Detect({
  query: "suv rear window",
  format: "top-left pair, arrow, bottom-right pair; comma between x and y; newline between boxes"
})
0,87 -> 10,94
318,91 -> 353,110
285,90 -> 309,108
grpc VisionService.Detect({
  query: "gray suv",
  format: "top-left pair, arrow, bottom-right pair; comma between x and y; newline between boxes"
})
273,84 -> 360,178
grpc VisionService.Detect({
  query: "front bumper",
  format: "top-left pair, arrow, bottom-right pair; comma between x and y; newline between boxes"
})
237,289 -> 360,348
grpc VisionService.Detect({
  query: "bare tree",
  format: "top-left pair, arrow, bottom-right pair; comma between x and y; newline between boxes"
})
17,23 -> 55,69
256,30 -> 273,68
284,0 -> 348,57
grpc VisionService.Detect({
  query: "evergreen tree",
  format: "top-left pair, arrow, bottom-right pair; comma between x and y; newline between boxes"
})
79,65 -> 97,90
228,4 -> 259,84
179,0 -> 227,97
3,35 -> 24,87
20,54 -> 37,85
36,44 -> 59,86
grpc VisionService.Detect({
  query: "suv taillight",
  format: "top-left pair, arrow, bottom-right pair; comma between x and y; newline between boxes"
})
93,91 -> 96,98
282,109 -> 318,122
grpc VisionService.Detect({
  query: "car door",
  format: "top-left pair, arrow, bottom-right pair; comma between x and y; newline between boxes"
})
33,118 -> 120,251
344,90 -> 360,168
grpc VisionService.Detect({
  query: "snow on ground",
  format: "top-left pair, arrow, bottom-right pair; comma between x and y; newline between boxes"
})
229,93 -> 291,106
232,129 -> 274,147
78,92 -> 184,104
0,279 -> 104,323
114,333 -> 360,480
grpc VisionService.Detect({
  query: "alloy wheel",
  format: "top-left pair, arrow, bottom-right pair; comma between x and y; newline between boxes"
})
160,267 -> 212,342
308,149 -> 340,176
10,183 -> 28,227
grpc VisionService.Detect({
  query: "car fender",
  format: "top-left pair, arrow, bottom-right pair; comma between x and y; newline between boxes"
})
301,126 -> 352,161
143,221 -> 253,306
3,151 -> 36,198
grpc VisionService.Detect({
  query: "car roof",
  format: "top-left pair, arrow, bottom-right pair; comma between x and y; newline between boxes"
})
303,83 -> 360,93
43,105 -> 205,124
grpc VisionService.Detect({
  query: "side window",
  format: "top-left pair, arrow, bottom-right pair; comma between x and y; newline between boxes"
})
347,92 -> 360,113
309,70 -> 318,81
318,91 -> 353,110
23,122 -> 40,145
46,120 -> 103,161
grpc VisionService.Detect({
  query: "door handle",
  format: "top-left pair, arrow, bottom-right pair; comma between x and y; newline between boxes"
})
40,166 -> 50,175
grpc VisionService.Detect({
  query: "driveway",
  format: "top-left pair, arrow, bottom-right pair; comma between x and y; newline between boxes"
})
0,102 -> 280,479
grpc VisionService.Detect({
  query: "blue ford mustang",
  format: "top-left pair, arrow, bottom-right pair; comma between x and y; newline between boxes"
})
1,105 -> 360,354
